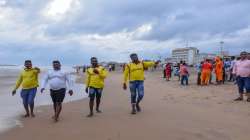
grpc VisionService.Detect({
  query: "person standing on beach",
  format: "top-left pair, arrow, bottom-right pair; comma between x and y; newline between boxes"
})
215,57 -> 223,85
165,63 -> 172,81
196,62 -> 203,85
201,59 -> 212,85
12,60 -> 40,118
180,62 -> 189,86
85,57 -> 108,117
233,51 -> 250,102
41,60 -> 73,122
123,53 -> 159,114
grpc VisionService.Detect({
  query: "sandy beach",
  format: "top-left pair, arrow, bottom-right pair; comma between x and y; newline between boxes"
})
1,70 -> 250,140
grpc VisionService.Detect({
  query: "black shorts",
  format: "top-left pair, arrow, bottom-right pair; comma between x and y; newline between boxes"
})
50,88 -> 66,103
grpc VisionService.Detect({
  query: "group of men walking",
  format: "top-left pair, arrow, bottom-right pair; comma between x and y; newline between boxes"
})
12,53 -> 159,122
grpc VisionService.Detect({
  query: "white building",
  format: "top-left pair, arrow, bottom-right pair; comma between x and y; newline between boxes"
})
195,53 -> 217,64
172,47 -> 199,65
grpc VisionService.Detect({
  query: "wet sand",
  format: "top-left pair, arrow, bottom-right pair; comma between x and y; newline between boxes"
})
1,71 -> 250,140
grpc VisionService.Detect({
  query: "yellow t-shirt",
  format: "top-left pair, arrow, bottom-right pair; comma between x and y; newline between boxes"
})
123,61 -> 156,83
14,68 -> 40,90
85,66 -> 108,89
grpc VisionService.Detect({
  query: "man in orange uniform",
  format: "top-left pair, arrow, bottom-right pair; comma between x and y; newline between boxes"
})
201,59 -> 212,85
215,56 -> 223,84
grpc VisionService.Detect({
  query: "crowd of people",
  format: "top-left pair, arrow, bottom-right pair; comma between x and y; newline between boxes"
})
162,51 -> 250,101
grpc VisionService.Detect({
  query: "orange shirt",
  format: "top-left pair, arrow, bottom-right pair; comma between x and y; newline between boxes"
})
202,62 -> 212,72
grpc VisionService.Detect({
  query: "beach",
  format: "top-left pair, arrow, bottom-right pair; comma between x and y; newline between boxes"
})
0,70 -> 250,140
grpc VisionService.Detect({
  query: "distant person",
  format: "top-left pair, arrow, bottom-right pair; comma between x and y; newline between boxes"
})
109,65 -> 112,72
233,51 -> 250,102
201,59 -> 212,85
215,56 -> 223,85
162,63 -> 166,78
180,62 -> 189,86
12,60 -> 40,118
165,63 -> 172,81
224,58 -> 231,81
123,53 -> 159,115
41,60 -> 73,122
196,62 -> 203,85
85,57 -> 108,117
229,56 -> 236,82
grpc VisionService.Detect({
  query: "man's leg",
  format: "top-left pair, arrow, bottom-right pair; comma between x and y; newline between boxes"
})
54,102 -> 62,122
235,77 -> 244,101
245,77 -> 250,102
181,76 -> 184,85
129,82 -> 137,114
28,88 -> 37,117
21,90 -> 30,117
96,89 -> 103,113
50,90 -> 57,118
136,81 -> 144,112
185,76 -> 189,85
54,89 -> 65,122
87,88 -> 95,117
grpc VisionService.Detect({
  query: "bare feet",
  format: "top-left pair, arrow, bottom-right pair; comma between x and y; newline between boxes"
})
31,113 -> 35,118
96,109 -> 102,113
136,104 -> 141,112
22,114 -> 30,118
87,113 -> 94,118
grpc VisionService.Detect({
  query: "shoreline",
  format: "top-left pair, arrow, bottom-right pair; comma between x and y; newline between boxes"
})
1,71 -> 250,140
0,70 -> 87,134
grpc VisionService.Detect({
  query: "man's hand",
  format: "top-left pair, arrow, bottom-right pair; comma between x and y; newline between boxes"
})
34,67 -> 41,73
123,83 -> 127,90
85,87 -> 89,93
41,88 -> 45,93
12,90 -> 16,96
155,60 -> 161,65
68,90 -> 73,96
93,69 -> 99,74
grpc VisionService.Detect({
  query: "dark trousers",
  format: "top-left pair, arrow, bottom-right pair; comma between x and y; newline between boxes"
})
197,72 -> 201,85
181,75 -> 189,85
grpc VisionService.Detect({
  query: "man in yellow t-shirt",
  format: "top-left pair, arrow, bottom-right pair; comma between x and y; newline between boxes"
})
12,60 -> 40,118
123,53 -> 159,114
85,57 -> 108,117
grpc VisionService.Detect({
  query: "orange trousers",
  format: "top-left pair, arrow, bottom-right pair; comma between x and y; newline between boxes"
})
201,70 -> 211,85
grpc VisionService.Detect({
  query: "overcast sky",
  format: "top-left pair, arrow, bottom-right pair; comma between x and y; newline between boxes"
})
0,0 -> 250,65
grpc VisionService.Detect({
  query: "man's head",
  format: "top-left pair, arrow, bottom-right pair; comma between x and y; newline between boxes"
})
53,60 -> 61,70
24,60 -> 32,69
240,51 -> 248,60
91,57 -> 98,67
231,56 -> 235,60
130,53 -> 139,63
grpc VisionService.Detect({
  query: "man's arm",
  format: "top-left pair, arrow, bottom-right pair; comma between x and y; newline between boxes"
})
12,74 -> 23,95
14,74 -> 23,91
66,73 -> 73,90
41,73 -> 49,93
34,67 -> 41,74
65,73 -> 73,95
123,65 -> 129,84
99,68 -> 108,79
143,61 -> 158,69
